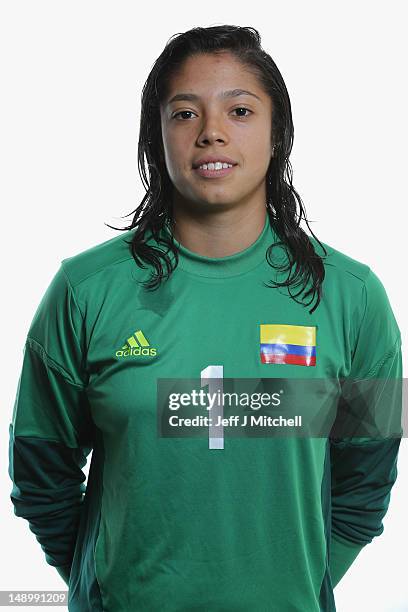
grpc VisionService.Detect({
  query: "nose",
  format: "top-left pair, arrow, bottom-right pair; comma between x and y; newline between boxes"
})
197,114 -> 228,146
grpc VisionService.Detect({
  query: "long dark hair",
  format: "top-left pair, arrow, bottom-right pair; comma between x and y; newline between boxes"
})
107,24 -> 327,314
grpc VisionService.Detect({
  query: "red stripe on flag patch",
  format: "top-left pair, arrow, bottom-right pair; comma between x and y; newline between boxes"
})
260,352 -> 316,366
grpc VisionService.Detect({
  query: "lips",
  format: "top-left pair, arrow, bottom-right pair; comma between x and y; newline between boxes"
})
192,156 -> 238,169
193,165 -> 236,179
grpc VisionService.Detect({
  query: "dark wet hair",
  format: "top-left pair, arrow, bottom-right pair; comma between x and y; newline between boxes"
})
107,24 -> 327,314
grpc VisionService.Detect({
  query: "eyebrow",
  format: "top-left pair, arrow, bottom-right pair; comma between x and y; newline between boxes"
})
166,88 -> 262,106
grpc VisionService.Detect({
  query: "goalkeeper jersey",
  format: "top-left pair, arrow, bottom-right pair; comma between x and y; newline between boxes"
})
9,213 -> 403,611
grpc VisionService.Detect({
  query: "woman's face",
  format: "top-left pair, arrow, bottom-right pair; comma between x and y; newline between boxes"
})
159,52 -> 273,213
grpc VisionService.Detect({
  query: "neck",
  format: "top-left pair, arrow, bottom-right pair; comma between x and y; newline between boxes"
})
170,206 -> 268,259
158,209 -> 277,279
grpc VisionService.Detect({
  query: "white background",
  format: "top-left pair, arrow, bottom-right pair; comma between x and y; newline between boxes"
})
1,2 -> 407,611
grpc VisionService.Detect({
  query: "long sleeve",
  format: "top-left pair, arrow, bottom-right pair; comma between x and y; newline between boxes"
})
8,264 -> 94,586
329,268 -> 403,587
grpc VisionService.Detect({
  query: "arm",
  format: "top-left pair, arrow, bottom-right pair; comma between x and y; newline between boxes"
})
8,265 -> 93,585
329,268 -> 403,587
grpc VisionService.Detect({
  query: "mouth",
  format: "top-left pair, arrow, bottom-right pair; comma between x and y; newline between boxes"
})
192,164 -> 237,179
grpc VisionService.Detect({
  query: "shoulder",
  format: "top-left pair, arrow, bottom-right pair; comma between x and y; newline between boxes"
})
59,229 -> 136,288
309,235 -> 371,285
309,234 -> 398,327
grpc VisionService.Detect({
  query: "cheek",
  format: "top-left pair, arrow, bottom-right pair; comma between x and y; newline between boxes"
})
162,136 -> 188,171
247,137 -> 273,172
250,129 -> 271,154
162,143 -> 181,176
164,155 -> 190,186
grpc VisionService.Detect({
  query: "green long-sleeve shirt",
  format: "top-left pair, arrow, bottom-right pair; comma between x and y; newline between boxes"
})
9,214 -> 402,611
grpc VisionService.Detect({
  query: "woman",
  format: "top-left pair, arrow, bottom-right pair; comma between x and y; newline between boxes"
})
9,25 -> 402,611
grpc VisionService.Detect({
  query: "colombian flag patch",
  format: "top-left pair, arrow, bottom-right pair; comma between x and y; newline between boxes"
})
260,324 -> 316,366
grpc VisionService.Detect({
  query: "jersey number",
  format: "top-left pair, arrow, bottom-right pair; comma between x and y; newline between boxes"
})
201,365 -> 224,450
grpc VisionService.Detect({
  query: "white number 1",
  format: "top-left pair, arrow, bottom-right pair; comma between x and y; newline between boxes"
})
201,365 -> 224,450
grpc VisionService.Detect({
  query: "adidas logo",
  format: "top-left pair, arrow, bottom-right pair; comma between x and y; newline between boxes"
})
116,329 -> 157,358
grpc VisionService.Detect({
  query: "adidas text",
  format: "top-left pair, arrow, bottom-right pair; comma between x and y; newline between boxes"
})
116,347 -> 157,358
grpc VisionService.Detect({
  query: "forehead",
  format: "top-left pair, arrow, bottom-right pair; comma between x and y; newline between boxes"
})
165,52 -> 265,100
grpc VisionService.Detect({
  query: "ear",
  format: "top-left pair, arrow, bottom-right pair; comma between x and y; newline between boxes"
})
271,142 -> 280,158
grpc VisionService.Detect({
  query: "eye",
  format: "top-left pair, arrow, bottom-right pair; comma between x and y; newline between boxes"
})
173,110 -> 196,120
232,107 -> 252,118
172,107 -> 253,120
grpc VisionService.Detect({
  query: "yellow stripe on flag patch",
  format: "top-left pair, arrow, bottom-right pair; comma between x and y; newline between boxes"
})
260,324 -> 316,346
